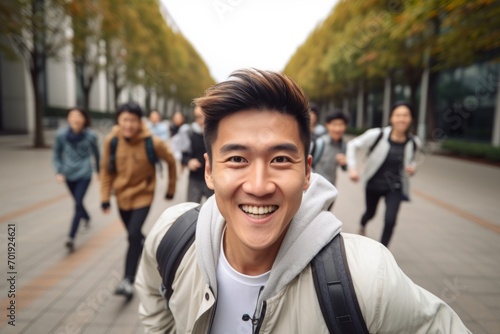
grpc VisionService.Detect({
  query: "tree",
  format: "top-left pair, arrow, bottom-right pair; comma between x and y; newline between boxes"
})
0,0 -> 69,147
67,0 -> 105,114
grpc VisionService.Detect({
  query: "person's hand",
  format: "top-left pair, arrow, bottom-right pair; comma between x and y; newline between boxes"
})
187,158 -> 202,171
101,202 -> 111,214
55,174 -> 65,183
349,169 -> 359,182
336,153 -> 346,167
405,165 -> 416,176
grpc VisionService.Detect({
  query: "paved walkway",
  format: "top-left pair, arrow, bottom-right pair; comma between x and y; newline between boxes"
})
0,130 -> 499,334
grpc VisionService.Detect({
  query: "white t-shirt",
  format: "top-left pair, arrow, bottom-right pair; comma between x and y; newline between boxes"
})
210,238 -> 270,334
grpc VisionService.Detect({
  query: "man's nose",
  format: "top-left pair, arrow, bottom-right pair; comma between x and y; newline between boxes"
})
241,160 -> 276,197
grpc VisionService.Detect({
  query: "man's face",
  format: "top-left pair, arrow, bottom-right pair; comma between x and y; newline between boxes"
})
117,111 -> 142,138
326,119 -> 347,142
149,111 -> 161,124
194,107 -> 205,128
205,109 -> 311,258
172,112 -> 184,126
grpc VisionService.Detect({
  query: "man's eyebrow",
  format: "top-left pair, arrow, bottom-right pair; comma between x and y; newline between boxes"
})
219,143 -> 249,154
270,143 -> 300,155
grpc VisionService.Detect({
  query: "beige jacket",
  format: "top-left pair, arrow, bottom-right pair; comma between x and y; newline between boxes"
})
100,123 -> 176,210
136,175 -> 470,334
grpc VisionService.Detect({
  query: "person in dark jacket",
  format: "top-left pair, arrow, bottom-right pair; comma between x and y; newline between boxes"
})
181,106 -> 214,203
53,107 -> 100,251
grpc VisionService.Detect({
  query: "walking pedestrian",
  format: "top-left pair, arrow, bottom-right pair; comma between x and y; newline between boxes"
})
346,101 -> 420,247
100,102 -> 177,300
181,106 -> 213,203
169,111 -> 190,162
135,70 -> 468,333
309,104 -> 326,139
147,110 -> 169,141
311,110 -> 348,186
53,107 -> 100,252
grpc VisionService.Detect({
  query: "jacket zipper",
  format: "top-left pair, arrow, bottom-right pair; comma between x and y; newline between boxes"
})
254,300 -> 267,334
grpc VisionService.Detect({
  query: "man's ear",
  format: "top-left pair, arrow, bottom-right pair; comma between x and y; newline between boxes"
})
204,153 -> 214,190
304,155 -> 312,191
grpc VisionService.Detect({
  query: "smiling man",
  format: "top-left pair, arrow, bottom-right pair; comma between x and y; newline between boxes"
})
135,69 -> 470,334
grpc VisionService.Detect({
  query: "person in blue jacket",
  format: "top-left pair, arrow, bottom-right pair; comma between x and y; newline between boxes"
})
53,107 -> 100,251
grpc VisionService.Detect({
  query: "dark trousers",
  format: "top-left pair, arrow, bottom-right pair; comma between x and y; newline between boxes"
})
65,178 -> 91,239
360,187 -> 403,247
118,206 -> 150,282
187,177 -> 214,203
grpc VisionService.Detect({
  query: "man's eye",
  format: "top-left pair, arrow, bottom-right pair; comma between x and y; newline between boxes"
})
228,156 -> 247,163
272,156 -> 291,163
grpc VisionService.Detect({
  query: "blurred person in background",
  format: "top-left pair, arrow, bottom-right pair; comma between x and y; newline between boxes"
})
309,104 -> 326,140
311,110 -> 348,186
53,107 -> 100,252
100,102 -> 177,300
181,106 -> 214,203
347,101 -> 420,247
147,110 -> 169,142
169,111 -> 190,162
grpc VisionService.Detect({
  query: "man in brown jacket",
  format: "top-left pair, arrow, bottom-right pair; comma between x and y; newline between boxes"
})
100,102 -> 176,300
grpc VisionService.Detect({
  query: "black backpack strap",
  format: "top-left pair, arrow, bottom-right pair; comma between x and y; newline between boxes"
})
367,128 -> 384,157
311,234 -> 369,334
156,206 -> 200,301
145,136 -> 158,165
312,136 -> 325,169
108,136 -> 118,173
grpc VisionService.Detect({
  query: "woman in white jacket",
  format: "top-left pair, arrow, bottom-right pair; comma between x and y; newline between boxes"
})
346,101 -> 420,247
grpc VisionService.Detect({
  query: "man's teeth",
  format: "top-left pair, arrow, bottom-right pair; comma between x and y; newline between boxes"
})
241,205 -> 278,215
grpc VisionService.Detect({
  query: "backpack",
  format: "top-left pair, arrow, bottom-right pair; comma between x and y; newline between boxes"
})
156,207 -> 369,334
367,128 -> 417,158
310,136 -> 326,169
107,136 -> 161,174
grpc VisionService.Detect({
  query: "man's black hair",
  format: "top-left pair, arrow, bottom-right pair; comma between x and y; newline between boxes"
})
325,110 -> 349,124
116,101 -> 143,119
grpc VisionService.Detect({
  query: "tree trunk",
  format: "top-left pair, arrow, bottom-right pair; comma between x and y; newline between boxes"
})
30,62 -> 46,148
382,75 -> 392,126
356,79 -> 364,129
31,0 -> 46,148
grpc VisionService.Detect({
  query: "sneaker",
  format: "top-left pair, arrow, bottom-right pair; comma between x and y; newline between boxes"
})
358,226 -> 366,236
65,238 -> 74,252
115,278 -> 134,300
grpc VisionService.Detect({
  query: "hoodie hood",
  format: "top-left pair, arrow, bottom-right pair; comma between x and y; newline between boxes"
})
195,173 -> 342,304
111,120 -> 152,143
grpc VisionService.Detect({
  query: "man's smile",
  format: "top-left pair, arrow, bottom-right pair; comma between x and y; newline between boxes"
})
239,204 -> 279,219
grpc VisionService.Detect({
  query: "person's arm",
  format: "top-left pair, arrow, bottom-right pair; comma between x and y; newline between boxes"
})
53,133 -> 64,173
346,128 -> 382,181
345,235 -> 471,333
53,132 -> 66,183
405,135 -> 422,176
99,135 -> 114,212
135,203 -> 199,333
154,138 -> 177,199
136,216 -> 175,333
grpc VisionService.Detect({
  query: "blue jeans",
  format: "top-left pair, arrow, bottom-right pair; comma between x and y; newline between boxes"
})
66,178 -> 91,239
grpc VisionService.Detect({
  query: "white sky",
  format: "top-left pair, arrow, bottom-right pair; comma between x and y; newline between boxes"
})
161,0 -> 338,82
